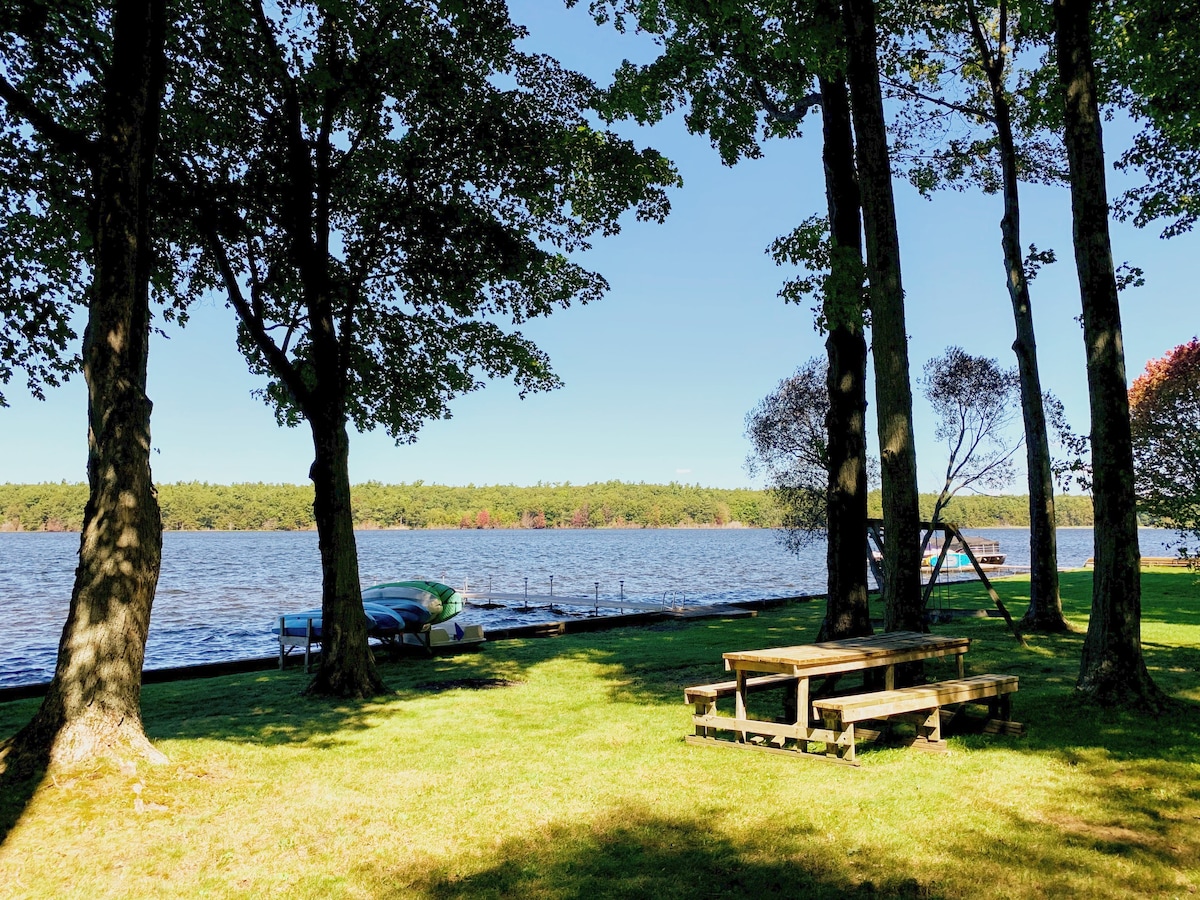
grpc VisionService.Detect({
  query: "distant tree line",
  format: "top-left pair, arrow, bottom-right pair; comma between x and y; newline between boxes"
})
0,481 -> 1097,532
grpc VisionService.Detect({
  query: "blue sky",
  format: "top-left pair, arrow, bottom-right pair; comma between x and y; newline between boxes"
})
1,2 -> 1196,493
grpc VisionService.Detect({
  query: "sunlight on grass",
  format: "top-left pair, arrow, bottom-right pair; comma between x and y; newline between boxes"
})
1,570 -> 1197,898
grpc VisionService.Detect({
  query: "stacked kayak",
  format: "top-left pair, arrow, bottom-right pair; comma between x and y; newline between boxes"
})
274,580 -> 465,640
275,601 -> 407,640
361,580 -> 465,629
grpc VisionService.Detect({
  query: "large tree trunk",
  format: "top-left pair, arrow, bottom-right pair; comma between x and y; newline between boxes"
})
302,281 -> 386,697
305,411 -> 386,697
842,0 -> 923,633
819,72 -> 872,641
983,51 -> 1069,633
1054,0 -> 1165,706
3,0 -> 167,777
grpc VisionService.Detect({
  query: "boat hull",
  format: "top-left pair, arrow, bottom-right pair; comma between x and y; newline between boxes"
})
361,580 -> 465,627
275,601 -> 408,640
273,582 -> 466,641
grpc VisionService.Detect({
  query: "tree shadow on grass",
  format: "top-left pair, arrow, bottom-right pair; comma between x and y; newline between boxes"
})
398,802 -> 1196,898
1139,570 -> 1200,627
134,652 -> 540,749
982,759 -> 1200,894
403,813 -> 945,900
0,739 -> 49,848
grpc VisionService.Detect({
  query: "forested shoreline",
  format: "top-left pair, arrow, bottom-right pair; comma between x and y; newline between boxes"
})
0,481 -> 1097,532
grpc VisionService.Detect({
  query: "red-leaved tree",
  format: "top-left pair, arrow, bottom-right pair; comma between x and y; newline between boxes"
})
1130,338 -> 1200,557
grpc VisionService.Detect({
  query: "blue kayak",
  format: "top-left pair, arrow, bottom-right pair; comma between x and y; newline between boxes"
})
274,601 -> 407,640
274,581 -> 465,639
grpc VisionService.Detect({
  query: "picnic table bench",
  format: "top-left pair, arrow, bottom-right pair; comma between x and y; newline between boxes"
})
684,631 -> 1020,764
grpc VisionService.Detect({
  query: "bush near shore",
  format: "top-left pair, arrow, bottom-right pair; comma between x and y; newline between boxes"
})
0,480 -> 1097,532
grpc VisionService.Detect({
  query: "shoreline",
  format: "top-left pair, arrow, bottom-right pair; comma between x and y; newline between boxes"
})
0,522 -> 1142,535
0,593 -> 824,704
0,522 -> 761,535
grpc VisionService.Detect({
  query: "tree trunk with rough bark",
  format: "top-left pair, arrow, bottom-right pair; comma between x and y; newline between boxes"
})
819,72 -> 872,641
979,43 -> 1069,633
842,0 -> 923,633
302,296 -> 386,699
305,411 -> 386,698
3,0 -> 167,777
1054,0 -> 1166,707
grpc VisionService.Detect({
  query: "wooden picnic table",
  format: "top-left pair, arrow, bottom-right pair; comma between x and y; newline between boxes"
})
722,631 -> 967,739
687,631 -> 1019,763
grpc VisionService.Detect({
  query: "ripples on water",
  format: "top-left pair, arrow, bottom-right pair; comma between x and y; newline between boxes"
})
0,526 -> 1175,688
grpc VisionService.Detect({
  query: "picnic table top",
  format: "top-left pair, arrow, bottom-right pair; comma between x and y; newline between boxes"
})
722,631 -> 970,676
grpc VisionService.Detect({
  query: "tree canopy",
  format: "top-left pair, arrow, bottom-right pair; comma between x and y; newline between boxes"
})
1108,0 -> 1200,237
1131,338 -> 1200,555
169,0 -> 677,445
160,0 -> 679,696
745,357 -> 831,554
920,347 -> 1022,530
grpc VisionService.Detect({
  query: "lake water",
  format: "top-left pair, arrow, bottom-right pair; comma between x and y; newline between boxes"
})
0,526 -> 1177,688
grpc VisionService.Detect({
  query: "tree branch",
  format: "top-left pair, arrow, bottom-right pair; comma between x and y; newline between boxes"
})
165,152 -> 317,412
750,77 -> 822,124
0,74 -> 97,165
881,75 -> 993,124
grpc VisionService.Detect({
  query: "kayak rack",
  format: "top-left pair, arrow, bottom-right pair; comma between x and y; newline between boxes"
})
278,616 -> 318,672
278,617 -> 484,670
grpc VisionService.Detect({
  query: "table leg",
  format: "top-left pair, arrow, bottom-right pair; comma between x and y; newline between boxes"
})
956,651 -> 964,679
735,669 -> 747,742
884,664 -> 895,691
795,676 -> 811,751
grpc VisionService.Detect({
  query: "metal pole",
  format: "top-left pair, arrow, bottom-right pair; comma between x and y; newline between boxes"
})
594,582 -> 599,614
524,577 -> 528,609
550,575 -> 554,598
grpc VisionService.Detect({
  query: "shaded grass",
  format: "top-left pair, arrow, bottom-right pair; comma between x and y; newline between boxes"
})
0,569 -> 1197,898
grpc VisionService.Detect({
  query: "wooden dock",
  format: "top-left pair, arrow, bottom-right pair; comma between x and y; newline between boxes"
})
1084,556 -> 1192,568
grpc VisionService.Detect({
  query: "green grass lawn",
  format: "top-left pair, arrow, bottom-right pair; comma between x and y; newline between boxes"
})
1,569 -> 1198,899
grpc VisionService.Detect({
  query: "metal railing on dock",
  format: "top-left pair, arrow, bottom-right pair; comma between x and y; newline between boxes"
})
459,577 -> 683,614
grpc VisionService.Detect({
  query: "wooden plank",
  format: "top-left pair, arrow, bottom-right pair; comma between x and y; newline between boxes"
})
683,673 -> 797,701
1085,556 -> 1191,568
723,632 -> 970,679
684,735 -> 861,766
812,674 -> 1018,724
691,714 -> 834,744
734,670 -> 747,741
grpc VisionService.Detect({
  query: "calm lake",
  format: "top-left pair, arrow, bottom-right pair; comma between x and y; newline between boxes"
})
0,526 -> 1177,688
